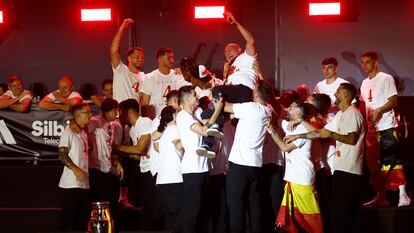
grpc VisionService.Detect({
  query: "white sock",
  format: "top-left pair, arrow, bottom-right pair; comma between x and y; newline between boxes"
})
399,185 -> 407,197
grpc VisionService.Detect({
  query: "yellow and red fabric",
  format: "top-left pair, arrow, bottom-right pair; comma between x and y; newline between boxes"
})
365,131 -> 406,192
276,182 -> 323,233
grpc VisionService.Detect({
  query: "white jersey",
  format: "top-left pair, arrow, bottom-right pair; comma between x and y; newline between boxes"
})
88,115 -> 122,173
314,77 -> 349,119
45,91 -> 82,104
226,51 -> 258,90
325,106 -> 365,175
129,116 -> 153,173
229,102 -> 272,167
1,90 -> 32,103
281,120 -> 314,185
176,109 -> 209,173
58,127 -> 89,189
360,72 -> 398,132
195,78 -> 223,98
156,125 -> 183,184
112,62 -> 145,103
148,115 -> 161,175
140,69 -> 190,116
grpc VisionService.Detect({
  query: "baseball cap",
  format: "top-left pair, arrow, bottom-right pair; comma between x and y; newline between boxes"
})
190,65 -> 213,81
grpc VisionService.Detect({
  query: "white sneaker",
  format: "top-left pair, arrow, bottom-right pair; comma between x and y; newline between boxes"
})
398,194 -> 411,207
196,146 -> 216,159
206,124 -> 224,139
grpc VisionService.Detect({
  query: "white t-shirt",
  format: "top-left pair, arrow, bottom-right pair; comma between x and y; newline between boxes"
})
226,51 -> 258,90
58,127 -> 89,189
360,72 -> 398,132
281,120 -> 314,185
1,90 -> 33,103
88,115 -> 122,173
325,106 -> 365,175
46,91 -> 82,104
148,115 -> 161,175
314,77 -> 349,119
229,102 -> 271,167
176,109 -> 209,173
156,125 -> 183,184
129,116 -> 153,173
112,62 -> 145,103
195,78 -> 223,98
140,69 -> 190,116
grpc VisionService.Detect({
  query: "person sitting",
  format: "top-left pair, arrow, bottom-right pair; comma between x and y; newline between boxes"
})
0,75 -> 32,112
38,75 -> 83,111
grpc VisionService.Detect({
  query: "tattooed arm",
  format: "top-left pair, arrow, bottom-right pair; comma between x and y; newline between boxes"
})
58,147 -> 87,182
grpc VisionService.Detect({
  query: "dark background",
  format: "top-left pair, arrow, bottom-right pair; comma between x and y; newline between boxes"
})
1,0 -> 413,96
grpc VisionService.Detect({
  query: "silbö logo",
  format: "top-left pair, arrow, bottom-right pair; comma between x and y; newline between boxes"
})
32,120 -> 70,144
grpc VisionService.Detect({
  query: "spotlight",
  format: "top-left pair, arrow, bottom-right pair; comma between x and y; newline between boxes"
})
194,6 -> 225,19
81,8 -> 111,22
309,2 -> 341,16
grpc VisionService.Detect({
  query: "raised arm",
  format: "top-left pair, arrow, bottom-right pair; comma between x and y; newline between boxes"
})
191,98 -> 223,136
224,11 -> 256,56
267,123 -> 297,152
110,18 -> 134,69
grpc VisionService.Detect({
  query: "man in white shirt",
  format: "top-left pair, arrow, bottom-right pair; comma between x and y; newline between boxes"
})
267,100 -> 322,233
139,48 -> 189,119
176,85 -> 223,233
87,98 -> 123,230
57,103 -> 91,231
39,76 -> 83,111
314,57 -> 351,120
0,75 -> 32,112
110,18 -> 145,103
211,11 -> 258,105
359,51 -> 410,207
286,83 -> 365,233
223,80 -> 272,233
117,98 -> 163,230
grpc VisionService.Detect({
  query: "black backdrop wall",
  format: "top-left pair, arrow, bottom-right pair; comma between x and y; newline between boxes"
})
0,0 -> 413,95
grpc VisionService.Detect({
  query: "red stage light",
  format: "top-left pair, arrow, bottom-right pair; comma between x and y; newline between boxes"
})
81,8 -> 111,21
0,11 -> 3,23
309,2 -> 341,16
194,6 -> 225,19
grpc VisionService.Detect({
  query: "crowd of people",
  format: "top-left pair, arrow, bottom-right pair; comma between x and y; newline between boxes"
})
0,10 -> 411,233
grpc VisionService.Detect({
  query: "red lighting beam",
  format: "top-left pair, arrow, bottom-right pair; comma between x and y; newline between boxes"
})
309,2 -> 341,16
81,8 -> 111,21
194,6 -> 225,19
0,11 -> 3,23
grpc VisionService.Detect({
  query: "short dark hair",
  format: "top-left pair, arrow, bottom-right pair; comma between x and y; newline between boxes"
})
166,90 -> 179,102
256,80 -> 274,102
178,85 -> 195,105
71,103 -> 89,115
127,47 -> 144,57
293,100 -> 309,120
7,74 -> 22,85
101,98 -> 118,113
101,79 -> 112,89
156,47 -> 173,59
180,56 -> 195,70
321,57 -> 338,66
361,51 -> 378,61
340,83 -> 357,100
313,93 -> 331,116
119,98 -> 140,113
